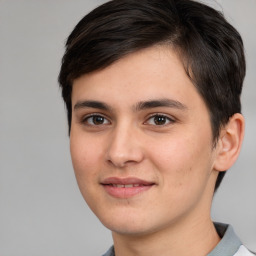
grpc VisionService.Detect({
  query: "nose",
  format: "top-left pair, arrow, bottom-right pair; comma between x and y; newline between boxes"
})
106,124 -> 144,168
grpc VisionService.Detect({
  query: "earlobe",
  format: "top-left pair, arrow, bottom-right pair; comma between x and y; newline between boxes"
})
213,113 -> 245,172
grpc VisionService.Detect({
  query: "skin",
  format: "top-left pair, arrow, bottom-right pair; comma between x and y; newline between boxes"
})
70,46 -> 244,256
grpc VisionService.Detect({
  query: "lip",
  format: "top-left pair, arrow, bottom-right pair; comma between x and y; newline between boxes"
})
101,177 -> 155,199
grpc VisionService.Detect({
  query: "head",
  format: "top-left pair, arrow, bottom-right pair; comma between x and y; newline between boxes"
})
59,0 -> 245,202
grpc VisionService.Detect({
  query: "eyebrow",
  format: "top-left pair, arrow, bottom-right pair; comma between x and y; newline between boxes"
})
134,98 -> 188,111
74,100 -> 111,111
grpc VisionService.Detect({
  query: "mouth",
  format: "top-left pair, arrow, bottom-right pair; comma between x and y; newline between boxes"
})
101,177 -> 155,199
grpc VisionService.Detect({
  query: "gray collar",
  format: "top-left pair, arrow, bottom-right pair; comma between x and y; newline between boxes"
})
102,223 -> 242,256
208,222 -> 242,256
102,246 -> 115,256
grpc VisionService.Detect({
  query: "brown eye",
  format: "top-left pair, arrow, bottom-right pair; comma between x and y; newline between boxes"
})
84,115 -> 110,125
92,116 -> 105,125
146,114 -> 174,126
154,116 -> 167,125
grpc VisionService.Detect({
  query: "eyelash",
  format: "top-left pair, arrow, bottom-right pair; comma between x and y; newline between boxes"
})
81,113 -> 175,127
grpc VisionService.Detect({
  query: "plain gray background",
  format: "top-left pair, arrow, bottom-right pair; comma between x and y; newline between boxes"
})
0,0 -> 255,255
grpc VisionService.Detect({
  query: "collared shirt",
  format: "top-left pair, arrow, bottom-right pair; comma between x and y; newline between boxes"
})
102,223 -> 255,256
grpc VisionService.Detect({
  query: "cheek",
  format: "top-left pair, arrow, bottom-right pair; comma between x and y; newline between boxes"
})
70,133 -> 102,186
148,138 -> 214,219
69,133 -> 106,213
149,132 -> 214,191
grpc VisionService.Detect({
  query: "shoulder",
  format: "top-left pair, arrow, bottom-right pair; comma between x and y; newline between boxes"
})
234,245 -> 256,256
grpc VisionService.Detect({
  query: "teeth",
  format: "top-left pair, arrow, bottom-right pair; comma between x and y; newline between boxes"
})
112,184 -> 141,188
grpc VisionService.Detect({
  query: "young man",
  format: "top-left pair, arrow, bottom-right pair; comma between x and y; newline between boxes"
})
58,0 -> 254,255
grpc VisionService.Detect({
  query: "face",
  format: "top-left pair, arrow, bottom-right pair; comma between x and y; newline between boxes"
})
70,46 -> 219,236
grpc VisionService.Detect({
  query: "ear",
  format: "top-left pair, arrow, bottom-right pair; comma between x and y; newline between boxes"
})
213,113 -> 245,172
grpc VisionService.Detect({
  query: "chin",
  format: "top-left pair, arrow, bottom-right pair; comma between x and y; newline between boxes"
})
108,224 -> 153,237
100,214 -> 162,237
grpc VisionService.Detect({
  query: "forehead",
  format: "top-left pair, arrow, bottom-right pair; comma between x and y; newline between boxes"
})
71,45 -> 205,112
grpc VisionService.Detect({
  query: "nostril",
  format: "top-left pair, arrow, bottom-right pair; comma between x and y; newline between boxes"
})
106,157 -> 127,168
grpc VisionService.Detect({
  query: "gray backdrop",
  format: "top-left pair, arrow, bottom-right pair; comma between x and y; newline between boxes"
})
0,0 -> 255,255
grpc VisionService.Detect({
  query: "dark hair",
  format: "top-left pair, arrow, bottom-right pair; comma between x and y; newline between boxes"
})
58,0 -> 246,191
